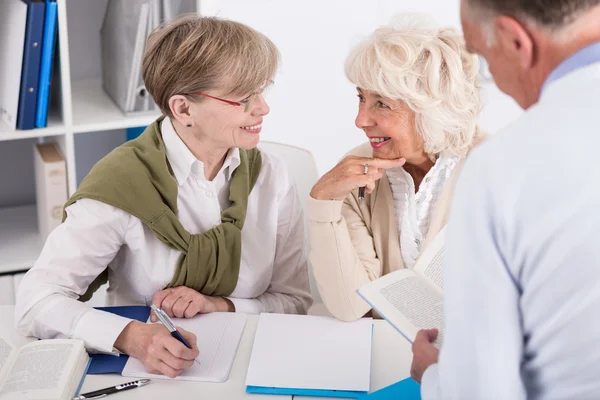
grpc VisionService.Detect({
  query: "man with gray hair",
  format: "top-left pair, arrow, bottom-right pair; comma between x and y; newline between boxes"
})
410,0 -> 600,398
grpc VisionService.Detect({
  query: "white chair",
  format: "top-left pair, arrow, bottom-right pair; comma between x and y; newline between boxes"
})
258,141 -> 322,304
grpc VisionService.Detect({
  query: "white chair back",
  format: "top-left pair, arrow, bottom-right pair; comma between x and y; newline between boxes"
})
258,141 -> 322,303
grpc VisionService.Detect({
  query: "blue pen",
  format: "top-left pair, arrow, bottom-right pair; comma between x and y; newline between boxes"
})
150,304 -> 201,364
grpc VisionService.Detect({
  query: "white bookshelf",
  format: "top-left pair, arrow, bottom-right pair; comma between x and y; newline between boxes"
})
0,0 -> 208,276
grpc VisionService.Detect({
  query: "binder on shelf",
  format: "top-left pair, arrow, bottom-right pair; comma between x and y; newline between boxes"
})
34,142 -> 68,240
17,0 -> 46,130
0,0 -> 28,131
35,0 -> 58,128
101,0 -> 156,115
100,0 -> 195,116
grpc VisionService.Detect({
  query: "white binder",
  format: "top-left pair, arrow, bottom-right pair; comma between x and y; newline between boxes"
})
0,0 -> 28,130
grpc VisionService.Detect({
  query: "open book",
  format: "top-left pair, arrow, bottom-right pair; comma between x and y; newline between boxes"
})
0,336 -> 89,400
358,227 -> 446,347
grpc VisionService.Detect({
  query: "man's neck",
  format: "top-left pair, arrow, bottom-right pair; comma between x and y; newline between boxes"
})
530,9 -> 600,105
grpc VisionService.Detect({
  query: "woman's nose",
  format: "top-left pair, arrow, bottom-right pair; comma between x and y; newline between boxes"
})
355,106 -> 374,129
251,94 -> 270,116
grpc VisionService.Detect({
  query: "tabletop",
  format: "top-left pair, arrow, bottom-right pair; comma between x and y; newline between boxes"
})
0,305 -> 413,399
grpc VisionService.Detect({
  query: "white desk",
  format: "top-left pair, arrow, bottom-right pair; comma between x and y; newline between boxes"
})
0,306 -> 413,399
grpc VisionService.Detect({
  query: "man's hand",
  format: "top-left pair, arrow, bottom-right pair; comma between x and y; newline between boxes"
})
410,329 -> 440,383
151,286 -> 234,322
114,321 -> 199,378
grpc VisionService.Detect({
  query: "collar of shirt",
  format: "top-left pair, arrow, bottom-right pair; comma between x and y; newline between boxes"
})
161,117 -> 241,185
386,154 -> 459,190
542,41 -> 600,94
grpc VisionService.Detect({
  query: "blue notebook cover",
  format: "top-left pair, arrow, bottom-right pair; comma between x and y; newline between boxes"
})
16,0 -> 45,130
86,306 -> 151,375
35,0 -> 57,128
357,378 -> 421,400
246,386 -> 367,398
75,358 -> 93,396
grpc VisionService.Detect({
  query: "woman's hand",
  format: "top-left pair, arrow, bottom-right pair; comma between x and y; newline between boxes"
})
114,321 -> 199,378
310,156 -> 405,201
150,286 -> 234,322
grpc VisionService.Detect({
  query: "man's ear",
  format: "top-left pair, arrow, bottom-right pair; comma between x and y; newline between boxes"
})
168,95 -> 193,126
494,16 -> 535,70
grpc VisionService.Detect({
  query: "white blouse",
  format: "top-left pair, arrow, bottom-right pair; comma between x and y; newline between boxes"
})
15,117 -> 313,354
386,155 -> 459,269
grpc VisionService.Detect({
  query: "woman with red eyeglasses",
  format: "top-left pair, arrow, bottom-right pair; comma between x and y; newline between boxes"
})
15,15 -> 312,378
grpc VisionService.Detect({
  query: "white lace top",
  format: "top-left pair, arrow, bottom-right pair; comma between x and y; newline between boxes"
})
386,155 -> 459,269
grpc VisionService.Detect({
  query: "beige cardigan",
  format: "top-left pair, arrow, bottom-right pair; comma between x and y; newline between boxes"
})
308,142 -> 469,322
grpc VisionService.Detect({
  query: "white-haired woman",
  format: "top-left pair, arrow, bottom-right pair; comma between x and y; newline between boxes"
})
309,15 -> 484,321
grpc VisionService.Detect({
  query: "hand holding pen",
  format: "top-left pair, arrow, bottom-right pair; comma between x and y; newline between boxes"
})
310,156 -> 405,203
151,304 -> 201,365
113,311 -> 199,378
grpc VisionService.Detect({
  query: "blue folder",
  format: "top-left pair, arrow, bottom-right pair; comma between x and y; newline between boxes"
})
86,306 -> 151,375
246,386 -> 367,398
35,0 -> 57,128
17,0 -> 45,130
357,378 -> 421,400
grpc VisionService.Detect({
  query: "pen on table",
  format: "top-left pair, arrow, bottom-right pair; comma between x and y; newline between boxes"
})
150,304 -> 201,364
72,379 -> 151,400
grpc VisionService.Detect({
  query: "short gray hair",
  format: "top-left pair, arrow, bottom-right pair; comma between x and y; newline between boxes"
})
143,15 -> 279,117
345,13 -> 481,157
467,0 -> 600,29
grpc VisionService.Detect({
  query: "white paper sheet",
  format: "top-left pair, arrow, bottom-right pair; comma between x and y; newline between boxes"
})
246,313 -> 372,392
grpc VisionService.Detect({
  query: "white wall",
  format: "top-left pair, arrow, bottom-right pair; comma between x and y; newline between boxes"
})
207,0 -> 522,174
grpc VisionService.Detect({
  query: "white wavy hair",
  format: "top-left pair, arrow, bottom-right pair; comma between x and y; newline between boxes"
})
345,13 -> 482,157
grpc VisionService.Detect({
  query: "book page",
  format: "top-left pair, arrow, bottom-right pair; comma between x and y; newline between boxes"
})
0,340 -> 82,399
414,226 -> 446,294
358,269 -> 444,347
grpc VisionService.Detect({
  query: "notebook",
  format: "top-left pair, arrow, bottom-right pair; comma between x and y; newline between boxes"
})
245,313 -> 373,398
122,312 -> 247,382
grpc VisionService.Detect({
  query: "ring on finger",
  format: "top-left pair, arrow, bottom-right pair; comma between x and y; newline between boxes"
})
363,163 -> 369,175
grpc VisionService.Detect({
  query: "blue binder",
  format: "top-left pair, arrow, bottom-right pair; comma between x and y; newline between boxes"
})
35,0 -> 57,128
86,306 -> 151,375
16,0 -> 45,130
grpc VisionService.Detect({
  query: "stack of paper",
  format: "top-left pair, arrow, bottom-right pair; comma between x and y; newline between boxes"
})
246,313 -> 373,398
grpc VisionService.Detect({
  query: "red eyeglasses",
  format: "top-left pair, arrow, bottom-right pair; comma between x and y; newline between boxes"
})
187,82 -> 273,113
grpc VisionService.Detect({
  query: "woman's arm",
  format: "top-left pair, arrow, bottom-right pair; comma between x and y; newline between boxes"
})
308,195 -> 382,321
14,199 -> 132,354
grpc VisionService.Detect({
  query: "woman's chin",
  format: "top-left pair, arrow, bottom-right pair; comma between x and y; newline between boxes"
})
237,135 -> 261,150
372,149 -> 400,160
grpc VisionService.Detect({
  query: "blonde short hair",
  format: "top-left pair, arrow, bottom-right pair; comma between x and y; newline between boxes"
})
345,13 -> 481,157
142,15 -> 279,116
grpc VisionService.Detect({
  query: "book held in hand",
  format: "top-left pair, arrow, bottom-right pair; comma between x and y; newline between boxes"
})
358,228 -> 446,347
0,336 -> 89,400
